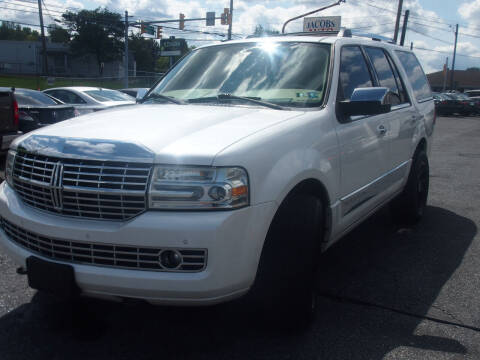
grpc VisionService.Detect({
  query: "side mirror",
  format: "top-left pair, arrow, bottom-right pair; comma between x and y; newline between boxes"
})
339,87 -> 392,116
136,88 -> 148,103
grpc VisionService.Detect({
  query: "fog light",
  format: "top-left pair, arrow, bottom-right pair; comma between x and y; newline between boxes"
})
160,250 -> 182,269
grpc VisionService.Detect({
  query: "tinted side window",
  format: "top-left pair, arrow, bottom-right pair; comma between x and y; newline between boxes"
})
365,47 -> 400,105
339,46 -> 373,101
386,53 -> 409,104
395,51 -> 432,102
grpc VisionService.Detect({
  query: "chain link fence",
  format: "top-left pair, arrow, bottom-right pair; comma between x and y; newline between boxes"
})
0,73 -> 165,90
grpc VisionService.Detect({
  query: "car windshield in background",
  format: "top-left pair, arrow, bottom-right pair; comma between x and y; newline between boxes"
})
84,89 -> 134,102
15,90 -> 58,106
149,42 -> 331,108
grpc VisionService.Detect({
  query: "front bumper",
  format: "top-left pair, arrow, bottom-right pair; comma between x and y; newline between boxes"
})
0,182 -> 276,305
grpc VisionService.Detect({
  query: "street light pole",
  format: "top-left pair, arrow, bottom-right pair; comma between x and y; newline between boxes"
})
228,0 -> 233,40
37,0 -> 48,75
400,9 -> 409,46
393,0 -> 404,43
124,10 -> 129,88
449,24 -> 459,91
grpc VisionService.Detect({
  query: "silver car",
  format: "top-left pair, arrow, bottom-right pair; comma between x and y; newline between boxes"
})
43,87 -> 136,110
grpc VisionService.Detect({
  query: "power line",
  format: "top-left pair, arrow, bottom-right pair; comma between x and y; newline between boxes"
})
414,46 -> 480,59
408,27 -> 453,45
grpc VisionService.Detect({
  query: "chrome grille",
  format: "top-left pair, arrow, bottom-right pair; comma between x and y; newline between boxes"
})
1,218 -> 207,272
12,151 -> 152,221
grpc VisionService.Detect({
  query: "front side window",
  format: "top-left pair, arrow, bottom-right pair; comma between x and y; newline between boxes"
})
149,42 -> 331,108
395,51 -> 432,102
338,46 -> 373,101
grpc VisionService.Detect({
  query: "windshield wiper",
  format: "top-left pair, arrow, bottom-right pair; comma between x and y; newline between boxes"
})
141,93 -> 187,105
188,93 -> 287,110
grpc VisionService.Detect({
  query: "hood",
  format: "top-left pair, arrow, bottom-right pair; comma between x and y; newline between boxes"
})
14,104 -> 305,165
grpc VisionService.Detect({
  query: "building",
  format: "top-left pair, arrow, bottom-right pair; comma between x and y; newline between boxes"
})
427,69 -> 480,92
0,40 -> 128,77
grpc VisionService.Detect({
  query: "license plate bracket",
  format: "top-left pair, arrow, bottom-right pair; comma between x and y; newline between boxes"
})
26,256 -> 79,298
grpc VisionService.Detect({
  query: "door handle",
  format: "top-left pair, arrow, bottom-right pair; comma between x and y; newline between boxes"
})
377,124 -> 387,136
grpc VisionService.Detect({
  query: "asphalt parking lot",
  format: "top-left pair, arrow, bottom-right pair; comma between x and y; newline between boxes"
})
0,115 -> 479,360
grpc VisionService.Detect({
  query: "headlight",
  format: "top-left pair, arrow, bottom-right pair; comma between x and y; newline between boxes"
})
5,149 -> 15,187
148,166 -> 249,210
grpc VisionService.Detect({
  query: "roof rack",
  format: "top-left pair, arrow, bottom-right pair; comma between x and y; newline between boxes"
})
246,27 -> 352,39
246,27 -> 396,44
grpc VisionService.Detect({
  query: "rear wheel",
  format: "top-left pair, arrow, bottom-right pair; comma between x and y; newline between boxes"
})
249,194 -> 323,330
390,149 -> 429,225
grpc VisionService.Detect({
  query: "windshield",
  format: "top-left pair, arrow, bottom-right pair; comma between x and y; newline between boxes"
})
84,89 -> 134,103
148,41 -> 331,108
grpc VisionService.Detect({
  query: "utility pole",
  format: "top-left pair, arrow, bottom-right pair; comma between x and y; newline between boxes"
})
37,0 -> 48,75
393,0 -> 404,43
400,9 -> 409,46
449,24 -> 459,91
228,0 -> 233,40
442,57 -> 449,92
124,10 -> 129,88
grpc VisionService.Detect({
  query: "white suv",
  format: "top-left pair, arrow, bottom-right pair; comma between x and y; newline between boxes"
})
0,34 -> 435,326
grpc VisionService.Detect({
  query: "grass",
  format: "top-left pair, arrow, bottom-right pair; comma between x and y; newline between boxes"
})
0,74 -> 152,90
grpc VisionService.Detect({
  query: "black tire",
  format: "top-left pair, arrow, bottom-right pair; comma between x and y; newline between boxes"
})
390,149 -> 429,225
249,194 -> 323,331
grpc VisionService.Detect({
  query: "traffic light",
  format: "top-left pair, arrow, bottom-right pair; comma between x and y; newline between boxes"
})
140,22 -> 155,35
221,8 -> 230,25
179,13 -> 185,30
157,26 -> 163,39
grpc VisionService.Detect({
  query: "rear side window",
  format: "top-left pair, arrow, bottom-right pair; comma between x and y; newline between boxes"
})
15,90 -> 57,106
395,51 -> 432,102
339,46 -> 373,101
365,47 -> 399,105
365,47 -> 409,105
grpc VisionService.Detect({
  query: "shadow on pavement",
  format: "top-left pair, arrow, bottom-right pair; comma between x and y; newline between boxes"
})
0,206 -> 476,360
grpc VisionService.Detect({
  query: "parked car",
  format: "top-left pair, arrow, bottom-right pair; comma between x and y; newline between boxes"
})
0,88 -> 21,152
43,87 -> 135,110
1,33 -> 435,329
443,92 -> 476,116
462,90 -> 480,113
3,88 -> 78,133
433,93 -> 457,116
118,88 -> 149,98
464,89 -> 480,98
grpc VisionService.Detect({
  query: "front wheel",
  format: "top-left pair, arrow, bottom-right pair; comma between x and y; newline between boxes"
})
249,194 -> 323,330
390,149 -> 429,225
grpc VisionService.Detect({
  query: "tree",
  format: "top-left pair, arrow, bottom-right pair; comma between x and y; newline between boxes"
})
128,33 -> 159,73
48,24 -> 70,43
466,67 -> 480,72
0,22 -> 39,41
62,8 -> 124,74
252,25 -> 280,37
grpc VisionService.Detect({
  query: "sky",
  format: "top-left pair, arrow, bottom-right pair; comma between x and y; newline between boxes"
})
1,0 -> 480,74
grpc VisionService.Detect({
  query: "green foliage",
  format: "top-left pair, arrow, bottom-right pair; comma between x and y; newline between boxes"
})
156,57 -> 170,72
128,33 -> 159,72
48,24 -> 70,43
62,8 -> 124,74
253,25 -> 280,37
0,22 -> 40,41
466,67 -> 480,72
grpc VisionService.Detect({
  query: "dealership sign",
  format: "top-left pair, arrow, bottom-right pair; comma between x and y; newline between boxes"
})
303,16 -> 341,32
